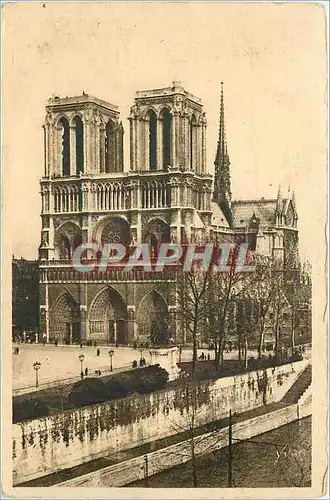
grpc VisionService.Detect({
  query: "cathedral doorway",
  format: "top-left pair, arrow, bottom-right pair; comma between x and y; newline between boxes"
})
49,292 -> 81,344
137,291 -> 169,346
89,287 -> 128,345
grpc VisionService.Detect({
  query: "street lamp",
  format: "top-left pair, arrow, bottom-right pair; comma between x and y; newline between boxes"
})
139,344 -> 144,361
33,361 -> 41,388
108,348 -> 114,372
78,353 -> 85,380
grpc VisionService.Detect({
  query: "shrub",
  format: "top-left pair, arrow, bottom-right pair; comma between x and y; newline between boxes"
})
194,362 -> 217,381
13,397 -> 49,423
104,364 -> 169,398
68,378 -> 108,407
105,372 -> 134,400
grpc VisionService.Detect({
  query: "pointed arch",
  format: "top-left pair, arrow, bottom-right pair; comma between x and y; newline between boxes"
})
58,117 -> 70,176
190,114 -> 198,171
147,110 -> 157,171
94,215 -> 131,247
49,290 -> 80,344
105,119 -> 115,173
73,115 -> 84,175
137,290 -> 169,346
160,107 -> 172,169
55,221 -> 82,260
88,286 -> 128,344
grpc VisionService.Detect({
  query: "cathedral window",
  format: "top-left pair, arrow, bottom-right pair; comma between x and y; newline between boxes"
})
190,115 -> 197,171
59,118 -> 70,176
74,116 -> 84,175
105,120 -> 114,173
161,108 -> 171,169
148,110 -> 157,171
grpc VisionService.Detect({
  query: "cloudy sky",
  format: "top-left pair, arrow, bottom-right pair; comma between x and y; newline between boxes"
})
3,2 -> 327,263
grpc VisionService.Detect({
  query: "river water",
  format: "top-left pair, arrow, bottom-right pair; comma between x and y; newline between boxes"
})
129,417 -> 311,488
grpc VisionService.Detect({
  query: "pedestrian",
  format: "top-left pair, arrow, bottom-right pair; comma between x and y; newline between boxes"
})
98,370 -> 101,376
207,353 -> 210,361
132,360 -> 137,369
84,367 -> 88,377
96,348 -> 100,356
55,339 -> 58,347
139,358 -> 144,367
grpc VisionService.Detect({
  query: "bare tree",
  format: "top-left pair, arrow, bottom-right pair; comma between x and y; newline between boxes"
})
176,267 -> 211,377
246,255 -> 276,359
207,247 -> 255,371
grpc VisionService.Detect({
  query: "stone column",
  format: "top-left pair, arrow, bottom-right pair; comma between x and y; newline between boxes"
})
144,118 -> 149,170
69,125 -> 76,176
157,117 -> 163,170
80,305 -> 87,343
171,112 -> 177,168
135,118 -> 140,171
185,113 -> 190,169
83,118 -> 89,175
99,127 -> 105,173
114,321 -> 117,345
202,122 -> 207,173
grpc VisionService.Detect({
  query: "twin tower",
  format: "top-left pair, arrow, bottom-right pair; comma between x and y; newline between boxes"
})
43,81 -> 207,178
39,81 -> 223,264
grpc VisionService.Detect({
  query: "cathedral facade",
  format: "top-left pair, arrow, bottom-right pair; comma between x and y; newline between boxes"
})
39,81 -> 299,345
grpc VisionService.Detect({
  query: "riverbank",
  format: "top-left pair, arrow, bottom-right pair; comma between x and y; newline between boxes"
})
129,416 -> 312,488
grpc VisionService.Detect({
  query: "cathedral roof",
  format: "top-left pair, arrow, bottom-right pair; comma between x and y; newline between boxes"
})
210,201 -> 231,228
231,199 -> 279,227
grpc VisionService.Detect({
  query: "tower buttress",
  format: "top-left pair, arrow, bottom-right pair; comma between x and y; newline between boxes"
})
213,82 -> 232,226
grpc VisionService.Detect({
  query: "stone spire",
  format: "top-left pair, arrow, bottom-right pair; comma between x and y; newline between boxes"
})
213,82 -> 232,226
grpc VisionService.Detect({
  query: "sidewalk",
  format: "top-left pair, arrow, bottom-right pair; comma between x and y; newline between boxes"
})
13,363 -> 132,397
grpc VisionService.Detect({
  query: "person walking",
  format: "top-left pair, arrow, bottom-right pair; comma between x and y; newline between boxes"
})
84,367 -> 88,377
96,348 -> 100,356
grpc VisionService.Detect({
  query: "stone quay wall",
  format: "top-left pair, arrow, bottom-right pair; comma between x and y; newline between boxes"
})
13,360 -> 307,485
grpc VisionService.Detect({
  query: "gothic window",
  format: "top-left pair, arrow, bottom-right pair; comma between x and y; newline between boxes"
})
161,108 -> 171,169
59,117 -> 70,176
74,116 -> 84,175
148,110 -> 157,171
105,120 -> 114,173
143,218 -> 170,256
190,115 -> 197,171
59,235 -> 71,260
100,217 -> 131,247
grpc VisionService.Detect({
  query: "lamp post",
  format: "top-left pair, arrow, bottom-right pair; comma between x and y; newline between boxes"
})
33,361 -> 41,388
78,353 -> 84,380
139,344 -> 144,361
108,348 -> 114,372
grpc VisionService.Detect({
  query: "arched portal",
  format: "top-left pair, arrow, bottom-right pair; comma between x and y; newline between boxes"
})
59,117 -> 70,176
89,287 -> 128,345
49,292 -> 80,344
137,291 -> 169,346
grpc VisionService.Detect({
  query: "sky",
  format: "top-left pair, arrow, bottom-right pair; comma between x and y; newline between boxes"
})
3,2 -> 327,264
